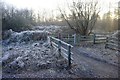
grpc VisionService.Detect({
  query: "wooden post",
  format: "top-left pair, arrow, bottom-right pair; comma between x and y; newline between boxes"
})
93,33 -> 96,44
79,34 -> 81,42
68,34 -> 70,43
58,32 -> 61,39
105,37 -> 108,49
74,34 -> 76,45
48,36 -> 50,43
68,45 -> 71,68
49,37 -> 52,47
58,40 -> 61,57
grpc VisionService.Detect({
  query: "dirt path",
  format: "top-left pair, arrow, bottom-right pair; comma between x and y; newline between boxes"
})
72,47 -> 118,78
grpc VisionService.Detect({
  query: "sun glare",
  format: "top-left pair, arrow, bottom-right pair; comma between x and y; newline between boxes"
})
3,0 -> 60,10
3,0 -> 119,18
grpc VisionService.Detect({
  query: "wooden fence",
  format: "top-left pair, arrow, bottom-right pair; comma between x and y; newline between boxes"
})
105,36 -> 119,51
93,34 -> 107,44
49,36 -> 73,68
54,33 -> 108,45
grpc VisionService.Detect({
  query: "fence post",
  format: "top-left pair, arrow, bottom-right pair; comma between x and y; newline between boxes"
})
105,37 -> 108,49
49,37 -> 52,47
74,34 -> 76,45
58,40 -> 61,57
68,45 -> 71,68
58,33 -> 61,39
68,34 -> 70,43
93,33 -> 96,44
79,34 -> 81,42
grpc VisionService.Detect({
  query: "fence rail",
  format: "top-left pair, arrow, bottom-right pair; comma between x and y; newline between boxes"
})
54,33 -> 108,45
49,36 -> 73,68
94,34 -> 107,43
105,37 -> 119,51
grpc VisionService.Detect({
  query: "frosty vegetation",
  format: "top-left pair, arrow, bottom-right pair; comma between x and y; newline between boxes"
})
111,30 -> 120,38
1,0 -> 119,77
1,26 -> 119,78
3,29 -> 48,44
2,29 -> 68,75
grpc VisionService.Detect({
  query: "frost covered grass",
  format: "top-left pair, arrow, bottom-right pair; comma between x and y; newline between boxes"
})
32,25 -> 63,33
1,30 -> 78,78
2,41 -> 85,78
77,42 -> 119,66
2,41 -> 56,73
111,30 -> 120,38
3,29 -> 48,45
1,29 -> 119,78
2,30 -> 56,74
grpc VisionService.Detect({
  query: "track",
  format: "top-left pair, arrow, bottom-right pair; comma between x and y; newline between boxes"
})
71,47 -> 118,78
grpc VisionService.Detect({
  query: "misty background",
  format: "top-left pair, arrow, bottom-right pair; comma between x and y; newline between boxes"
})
1,0 -> 119,35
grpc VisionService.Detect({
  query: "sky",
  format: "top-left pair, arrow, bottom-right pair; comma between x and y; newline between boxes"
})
2,0 -> 120,18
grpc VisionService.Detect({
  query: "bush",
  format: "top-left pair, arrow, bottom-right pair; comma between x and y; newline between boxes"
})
4,30 -> 48,44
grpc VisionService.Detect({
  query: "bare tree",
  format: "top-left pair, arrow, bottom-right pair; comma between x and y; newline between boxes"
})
2,3 -> 36,31
59,0 -> 100,35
